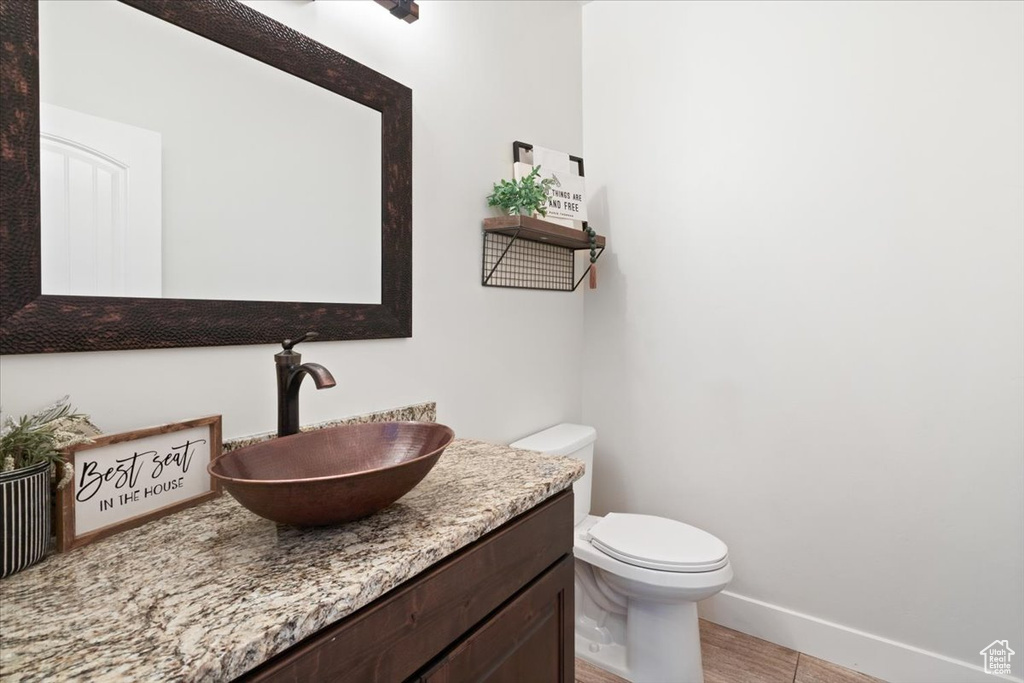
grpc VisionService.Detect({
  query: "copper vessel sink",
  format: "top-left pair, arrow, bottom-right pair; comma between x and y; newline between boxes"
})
208,422 -> 455,526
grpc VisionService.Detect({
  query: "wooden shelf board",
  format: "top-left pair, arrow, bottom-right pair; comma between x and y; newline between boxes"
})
482,215 -> 606,250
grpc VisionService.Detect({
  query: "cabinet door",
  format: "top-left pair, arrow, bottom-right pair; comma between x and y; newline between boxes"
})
421,555 -> 574,683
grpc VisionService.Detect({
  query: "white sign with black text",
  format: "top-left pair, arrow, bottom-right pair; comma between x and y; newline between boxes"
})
58,416 -> 221,551
514,144 -> 587,224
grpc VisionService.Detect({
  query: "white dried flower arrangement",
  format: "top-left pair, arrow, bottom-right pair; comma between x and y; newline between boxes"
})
0,396 -> 97,488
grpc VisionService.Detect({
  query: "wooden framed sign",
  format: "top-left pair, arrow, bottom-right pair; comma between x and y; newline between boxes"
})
57,416 -> 222,552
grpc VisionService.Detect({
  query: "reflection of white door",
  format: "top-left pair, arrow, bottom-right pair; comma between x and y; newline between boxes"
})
40,103 -> 162,297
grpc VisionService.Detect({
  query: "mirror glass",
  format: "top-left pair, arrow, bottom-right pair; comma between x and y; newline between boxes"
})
38,0 -> 382,304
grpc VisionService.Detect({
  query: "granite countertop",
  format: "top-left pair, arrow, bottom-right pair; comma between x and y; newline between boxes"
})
0,416 -> 583,682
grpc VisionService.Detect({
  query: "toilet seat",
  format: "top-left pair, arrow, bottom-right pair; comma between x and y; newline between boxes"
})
587,513 -> 729,573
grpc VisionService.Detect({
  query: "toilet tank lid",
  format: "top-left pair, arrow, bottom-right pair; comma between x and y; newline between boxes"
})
509,423 -> 596,456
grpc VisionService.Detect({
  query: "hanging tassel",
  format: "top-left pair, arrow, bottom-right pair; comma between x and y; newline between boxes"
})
586,224 -> 598,290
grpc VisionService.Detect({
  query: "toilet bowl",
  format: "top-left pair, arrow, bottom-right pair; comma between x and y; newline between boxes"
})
510,424 -> 732,683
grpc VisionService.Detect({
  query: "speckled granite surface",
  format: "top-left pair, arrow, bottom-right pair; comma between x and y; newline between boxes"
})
0,407 -> 583,682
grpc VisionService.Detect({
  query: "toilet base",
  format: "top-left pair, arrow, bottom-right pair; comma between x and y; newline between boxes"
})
574,600 -> 704,683
628,599 -> 703,682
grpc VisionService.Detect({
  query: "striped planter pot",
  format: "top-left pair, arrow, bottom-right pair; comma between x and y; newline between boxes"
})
0,460 -> 52,579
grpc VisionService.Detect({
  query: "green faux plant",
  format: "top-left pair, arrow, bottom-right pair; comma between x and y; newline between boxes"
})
0,396 -> 94,486
487,166 -> 557,217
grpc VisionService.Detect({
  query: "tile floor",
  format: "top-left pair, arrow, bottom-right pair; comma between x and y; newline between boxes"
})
575,620 -> 885,683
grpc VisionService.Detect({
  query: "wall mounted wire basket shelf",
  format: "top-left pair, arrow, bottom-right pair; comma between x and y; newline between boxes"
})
481,215 -> 606,292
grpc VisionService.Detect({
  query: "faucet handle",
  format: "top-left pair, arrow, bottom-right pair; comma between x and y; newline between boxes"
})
281,332 -> 318,351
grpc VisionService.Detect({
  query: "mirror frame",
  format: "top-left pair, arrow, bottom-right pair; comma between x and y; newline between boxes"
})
0,0 -> 412,354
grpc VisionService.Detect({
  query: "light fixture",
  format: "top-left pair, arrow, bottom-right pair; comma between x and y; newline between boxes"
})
374,0 -> 419,23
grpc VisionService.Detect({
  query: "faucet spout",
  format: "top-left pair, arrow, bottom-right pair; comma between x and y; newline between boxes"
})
298,363 -> 336,390
275,334 -> 335,437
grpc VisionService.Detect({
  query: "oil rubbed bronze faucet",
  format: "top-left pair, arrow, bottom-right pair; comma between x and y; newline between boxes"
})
275,332 -> 336,437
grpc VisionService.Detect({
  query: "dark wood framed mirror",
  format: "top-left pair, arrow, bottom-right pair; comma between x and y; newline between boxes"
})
0,0 -> 411,355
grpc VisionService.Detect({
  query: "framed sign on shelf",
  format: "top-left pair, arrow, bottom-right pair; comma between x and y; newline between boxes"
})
512,141 -> 588,226
56,415 -> 222,552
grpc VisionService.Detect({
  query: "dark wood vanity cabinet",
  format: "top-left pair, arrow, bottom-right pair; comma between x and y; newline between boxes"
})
240,491 -> 575,683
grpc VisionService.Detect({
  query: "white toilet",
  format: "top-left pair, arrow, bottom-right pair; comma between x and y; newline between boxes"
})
510,424 -> 732,683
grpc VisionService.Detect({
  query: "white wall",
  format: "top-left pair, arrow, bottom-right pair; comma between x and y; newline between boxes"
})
1,1 -> 585,444
581,1 -> 1023,681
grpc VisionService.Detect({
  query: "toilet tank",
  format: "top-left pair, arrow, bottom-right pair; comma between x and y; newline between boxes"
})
510,423 -> 596,526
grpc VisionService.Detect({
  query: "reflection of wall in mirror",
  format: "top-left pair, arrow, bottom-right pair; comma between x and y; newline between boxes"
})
41,103 -> 163,298
38,0 -> 383,304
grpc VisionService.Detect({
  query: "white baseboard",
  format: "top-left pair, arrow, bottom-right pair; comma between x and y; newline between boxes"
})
699,591 -> 1023,683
